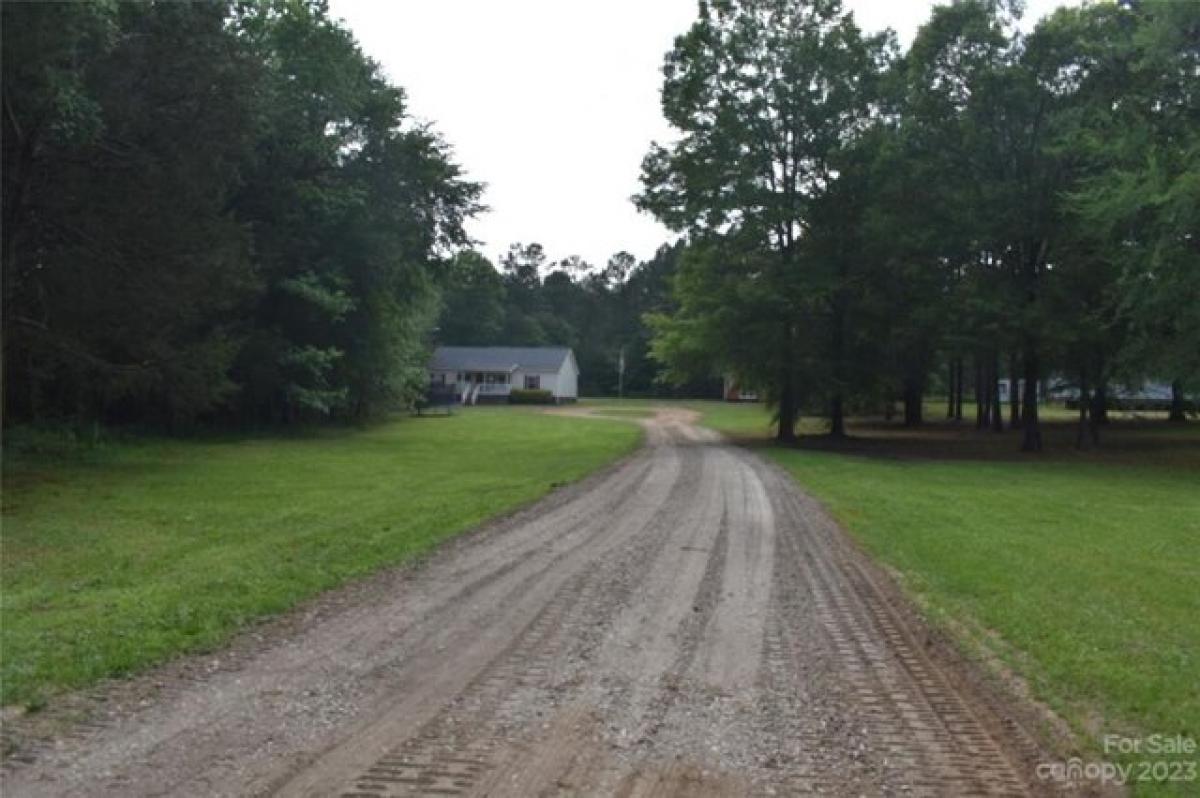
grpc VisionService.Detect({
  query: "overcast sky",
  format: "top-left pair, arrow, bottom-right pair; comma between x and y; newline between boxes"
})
329,0 -> 1077,270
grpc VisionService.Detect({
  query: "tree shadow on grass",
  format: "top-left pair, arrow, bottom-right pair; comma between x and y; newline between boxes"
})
735,417 -> 1200,470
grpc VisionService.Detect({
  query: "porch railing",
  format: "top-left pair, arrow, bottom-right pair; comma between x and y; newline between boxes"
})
457,382 -> 511,396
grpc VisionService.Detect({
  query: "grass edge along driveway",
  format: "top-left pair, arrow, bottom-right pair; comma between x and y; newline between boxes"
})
1,408 -> 641,707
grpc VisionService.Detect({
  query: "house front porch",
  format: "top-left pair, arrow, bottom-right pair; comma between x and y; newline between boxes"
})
430,370 -> 514,404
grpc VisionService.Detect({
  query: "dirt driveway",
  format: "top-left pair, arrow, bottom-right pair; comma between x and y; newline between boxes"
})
3,408 -> 1057,796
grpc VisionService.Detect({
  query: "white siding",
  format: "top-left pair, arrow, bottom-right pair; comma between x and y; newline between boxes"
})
509,369 -> 548,392
511,364 -> 575,398
556,354 -> 578,399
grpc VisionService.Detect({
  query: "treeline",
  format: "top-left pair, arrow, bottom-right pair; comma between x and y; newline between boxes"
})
3,0 -> 482,429
640,0 -> 1199,449
436,242 -> 719,397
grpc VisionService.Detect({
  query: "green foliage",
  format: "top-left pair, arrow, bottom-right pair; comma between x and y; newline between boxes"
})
1,409 -> 641,705
641,0 -> 1199,447
2,0 -> 481,429
4,1 -> 259,427
1065,0 -> 1200,390
508,388 -> 555,405
5,0 -> 1195,437
437,252 -> 507,345
638,0 -> 894,438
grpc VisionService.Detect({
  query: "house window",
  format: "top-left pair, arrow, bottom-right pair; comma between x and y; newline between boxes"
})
524,375 -> 540,390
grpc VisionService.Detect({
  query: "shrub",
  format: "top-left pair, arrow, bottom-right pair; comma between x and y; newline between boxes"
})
509,389 -> 554,405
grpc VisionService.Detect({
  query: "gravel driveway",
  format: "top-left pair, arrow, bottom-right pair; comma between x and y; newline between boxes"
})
3,408 -> 1057,796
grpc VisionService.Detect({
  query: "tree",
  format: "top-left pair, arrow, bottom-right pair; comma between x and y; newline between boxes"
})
500,242 -> 547,290
620,243 -> 690,395
2,1 -> 259,427
1067,0 -> 1200,420
437,252 -> 506,345
229,0 -> 481,421
638,0 -> 892,441
2,0 -> 481,428
886,0 -> 1015,431
604,251 -> 637,286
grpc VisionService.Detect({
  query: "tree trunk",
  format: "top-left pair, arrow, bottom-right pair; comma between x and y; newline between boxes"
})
1169,379 -> 1188,422
975,359 -> 985,429
1020,346 -> 1042,452
777,370 -> 798,444
829,288 -> 850,437
903,377 -> 923,427
954,358 -> 964,421
946,361 -> 955,419
830,393 -> 845,437
1076,368 -> 1091,450
991,353 -> 1004,432
1018,240 -> 1045,452
1092,380 -> 1110,426
26,351 -> 39,423
1008,353 -> 1021,428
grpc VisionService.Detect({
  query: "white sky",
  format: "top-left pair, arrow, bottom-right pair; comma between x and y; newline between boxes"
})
330,0 -> 1077,270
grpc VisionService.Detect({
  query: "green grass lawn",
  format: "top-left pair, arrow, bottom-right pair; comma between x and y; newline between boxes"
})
0,408 -> 640,707
689,399 -> 1199,788
771,452 -> 1199,735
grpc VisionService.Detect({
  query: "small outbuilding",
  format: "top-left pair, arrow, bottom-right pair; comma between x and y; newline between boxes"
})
429,346 -> 580,404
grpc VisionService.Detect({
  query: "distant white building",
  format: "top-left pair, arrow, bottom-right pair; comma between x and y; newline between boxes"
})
1003,377 -> 1177,407
996,379 -> 1039,403
429,346 -> 580,404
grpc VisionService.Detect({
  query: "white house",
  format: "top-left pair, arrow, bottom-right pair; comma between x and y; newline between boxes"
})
429,346 -> 580,404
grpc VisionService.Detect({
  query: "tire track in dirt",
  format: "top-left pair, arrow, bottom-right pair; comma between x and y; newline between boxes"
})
3,408 -> 1061,797
750,452 -> 1039,795
333,447 -> 708,797
328,426 -> 740,797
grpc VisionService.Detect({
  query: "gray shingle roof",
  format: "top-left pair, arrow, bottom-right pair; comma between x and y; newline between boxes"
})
430,346 -> 573,373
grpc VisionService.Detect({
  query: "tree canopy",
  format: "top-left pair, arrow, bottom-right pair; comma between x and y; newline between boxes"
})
639,0 -> 1199,448
3,0 -> 481,428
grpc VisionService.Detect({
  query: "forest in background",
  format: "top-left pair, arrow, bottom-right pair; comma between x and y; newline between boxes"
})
433,242 -> 719,398
4,0 -> 1197,450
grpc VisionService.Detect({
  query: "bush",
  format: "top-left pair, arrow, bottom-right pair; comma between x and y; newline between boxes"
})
509,389 -> 555,405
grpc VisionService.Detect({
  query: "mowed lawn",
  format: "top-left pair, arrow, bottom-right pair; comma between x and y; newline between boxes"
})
768,447 -> 1199,745
595,399 -> 1199,765
1,409 -> 640,707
